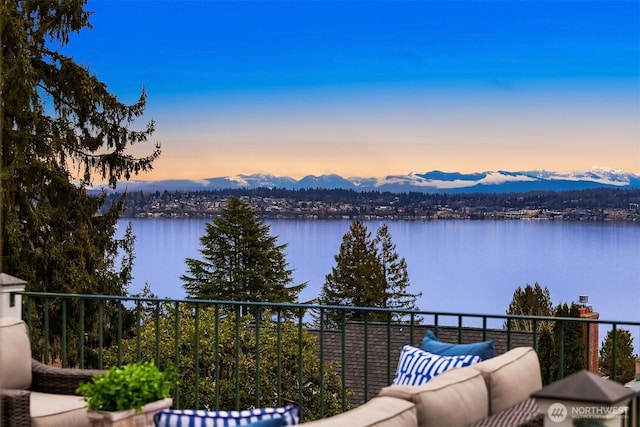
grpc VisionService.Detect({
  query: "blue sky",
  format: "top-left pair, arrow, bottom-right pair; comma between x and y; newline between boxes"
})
64,0 -> 639,180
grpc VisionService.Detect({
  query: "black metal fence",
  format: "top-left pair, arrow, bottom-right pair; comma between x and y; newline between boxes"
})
14,291 -> 640,423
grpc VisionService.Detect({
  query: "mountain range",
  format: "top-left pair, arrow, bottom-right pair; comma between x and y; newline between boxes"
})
110,167 -> 640,194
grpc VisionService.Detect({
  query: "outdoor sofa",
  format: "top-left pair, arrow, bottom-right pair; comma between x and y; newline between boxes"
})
2,314 -> 543,427
154,338 -> 543,427
300,345 -> 543,427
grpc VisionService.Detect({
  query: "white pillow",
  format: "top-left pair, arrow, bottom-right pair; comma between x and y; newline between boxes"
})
393,344 -> 481,386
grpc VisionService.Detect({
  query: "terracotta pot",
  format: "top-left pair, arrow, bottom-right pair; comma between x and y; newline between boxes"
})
87,397 -> 173,427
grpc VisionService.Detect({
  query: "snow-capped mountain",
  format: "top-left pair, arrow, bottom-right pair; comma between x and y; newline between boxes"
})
111,168 -> 640,194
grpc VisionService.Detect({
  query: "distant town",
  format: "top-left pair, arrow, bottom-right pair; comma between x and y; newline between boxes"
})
103,187 -> 640,222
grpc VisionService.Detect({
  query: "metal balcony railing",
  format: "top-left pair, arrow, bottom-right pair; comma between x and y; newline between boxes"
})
11,291 -> 640,424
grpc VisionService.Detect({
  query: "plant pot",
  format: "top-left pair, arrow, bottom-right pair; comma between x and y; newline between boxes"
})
86,397 -> 173,427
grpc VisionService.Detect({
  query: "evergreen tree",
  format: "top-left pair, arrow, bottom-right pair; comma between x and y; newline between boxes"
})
504,282 -> 554,332
537,326 -> 554,385
1,1 -> 160,366
550,303 -> 585,381
181,197 -> 305,312
318,220 -> 385,327
318,221 -> 420,328
374,224 -> 421,322
599,328 -> 637,384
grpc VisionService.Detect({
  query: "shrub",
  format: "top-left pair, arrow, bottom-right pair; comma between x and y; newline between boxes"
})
76,360 -> 177,412
102,305 -> 350,420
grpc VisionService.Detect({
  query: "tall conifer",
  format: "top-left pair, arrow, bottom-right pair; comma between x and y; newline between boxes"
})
504,282 -> 554,332
375,224 -> 421,322
1,1 -> 160,366
537,326 -> 554,385
318,220 -> 385,326
318,221 -> 420,328
182,197 -> 305,313
599,329 -> 637,384
550,303 -> 585,381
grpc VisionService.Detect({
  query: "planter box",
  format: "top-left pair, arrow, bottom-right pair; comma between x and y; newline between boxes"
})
87,397 -> 173,427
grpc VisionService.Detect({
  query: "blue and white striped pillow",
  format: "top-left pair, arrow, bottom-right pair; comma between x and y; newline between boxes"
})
153,405 -> 300,427
392,344 -> 481,386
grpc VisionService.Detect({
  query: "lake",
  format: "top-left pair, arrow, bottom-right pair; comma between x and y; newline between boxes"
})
117,218 -> 640,350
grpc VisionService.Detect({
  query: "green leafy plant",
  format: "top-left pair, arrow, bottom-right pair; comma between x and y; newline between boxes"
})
76,360 -> 178,412
102,306 -> 351,420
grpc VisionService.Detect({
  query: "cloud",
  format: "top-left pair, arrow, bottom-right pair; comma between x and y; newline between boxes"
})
377,171 -> 539,189
478,172 -> 538,186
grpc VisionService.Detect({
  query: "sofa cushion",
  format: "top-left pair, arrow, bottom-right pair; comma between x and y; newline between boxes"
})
393,344 -> 481,385
0,317 -> 32,389
422,330 -> 495,361
30,391 -> 89,427
154,405 -> 300,426
470,347 -> 542,415
300,396 -> 417,427
379,366 -> 489,427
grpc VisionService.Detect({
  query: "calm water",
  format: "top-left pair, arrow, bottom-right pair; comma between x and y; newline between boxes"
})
117,219 -> 640,349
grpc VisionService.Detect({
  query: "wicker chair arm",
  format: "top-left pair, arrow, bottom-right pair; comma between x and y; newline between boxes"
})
30,359 -> 103,395
1,388 -> 31,427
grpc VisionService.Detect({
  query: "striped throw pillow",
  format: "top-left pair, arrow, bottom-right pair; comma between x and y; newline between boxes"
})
392,344 -> 481,386
153,405 -> 300,427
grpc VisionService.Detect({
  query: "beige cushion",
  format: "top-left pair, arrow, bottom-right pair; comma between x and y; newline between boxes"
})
30,391 -> 89,427
0,317 -> 32,389
470,347 -> 542,415
379,367 -> 489,427
300,396 -> 417,427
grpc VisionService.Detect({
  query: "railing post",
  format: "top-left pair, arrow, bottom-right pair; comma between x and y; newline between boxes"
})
628,383 -> 640,427
0,273 -> 27,319
341,312 -> 347,412
612,323 -> 618,381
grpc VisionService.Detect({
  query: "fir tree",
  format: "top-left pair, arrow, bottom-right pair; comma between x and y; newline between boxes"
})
550,303 -> 585,381
537,326 -> 554,385
181,197 -> 305,313
318,221 -> 420,328
318,220 -> 385,327
599,328 -> 637,384
374,224 -> 421,322
1,1 -> 160,366
504,282 -> 554,332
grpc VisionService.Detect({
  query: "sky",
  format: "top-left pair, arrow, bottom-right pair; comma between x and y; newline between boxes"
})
62,0 -> 640,180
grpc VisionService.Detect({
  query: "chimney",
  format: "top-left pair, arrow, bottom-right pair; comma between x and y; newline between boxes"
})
577,295 -> 599,374
636,358 -> 640,382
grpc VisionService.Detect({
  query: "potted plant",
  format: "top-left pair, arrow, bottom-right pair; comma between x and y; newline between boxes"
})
76,360 -> 178,427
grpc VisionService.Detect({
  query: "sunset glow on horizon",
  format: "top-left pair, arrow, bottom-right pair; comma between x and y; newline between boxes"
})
67,0 -> 639,181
